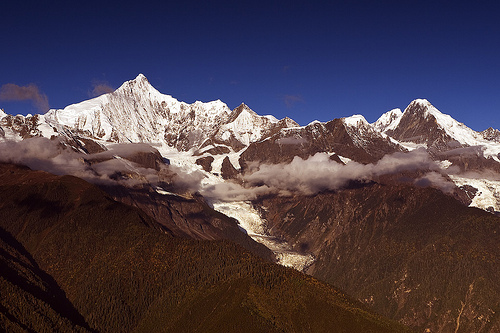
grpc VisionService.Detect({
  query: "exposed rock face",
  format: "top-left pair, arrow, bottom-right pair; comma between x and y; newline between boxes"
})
0,114 -> 44,139
255,184 -> 500,333
481,127 -> 500,142
71,136 -> 107,154
240,118 -> 402,170
386,100 -> 456,149
102,185 -> 274,262
82,144 -> 166,171
221,156 -> 239,180
195,156 -> 214,172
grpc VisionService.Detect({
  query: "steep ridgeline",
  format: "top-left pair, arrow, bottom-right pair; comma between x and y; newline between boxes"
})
240,115 -> 403,169
378,99 -> 500,168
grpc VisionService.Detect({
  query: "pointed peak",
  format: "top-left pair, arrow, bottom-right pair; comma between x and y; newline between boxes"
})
130,73 -> 151,85
342,114 -> 369,127
231,103 -> 258,118
234,102 -> 252,111
411,98 -> 431,106
403,99 -> 443,120
481,127 -> 500,142
373,108 -> 403,132
116,73 -> 158,95
280,117 -> 299,127
134,73 -> 148,82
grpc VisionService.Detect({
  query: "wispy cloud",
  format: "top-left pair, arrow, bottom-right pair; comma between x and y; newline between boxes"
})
0,83 -> 49,113
89,80 -> 114,97
283,94 -> 303,108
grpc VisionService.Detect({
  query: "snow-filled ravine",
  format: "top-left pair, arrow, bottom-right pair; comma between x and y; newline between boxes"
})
212,201 -> 315,271
156,144 -> 315,272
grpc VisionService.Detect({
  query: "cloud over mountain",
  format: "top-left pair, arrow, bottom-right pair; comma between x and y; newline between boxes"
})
0,83 -> 49,113
201,149 -> 454,201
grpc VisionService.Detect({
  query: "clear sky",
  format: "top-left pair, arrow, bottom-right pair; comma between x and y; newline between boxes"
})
1,0 -> 499,131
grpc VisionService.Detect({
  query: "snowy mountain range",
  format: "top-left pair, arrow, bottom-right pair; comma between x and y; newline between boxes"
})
2,74 -> 500,332
1,74 -> 500,215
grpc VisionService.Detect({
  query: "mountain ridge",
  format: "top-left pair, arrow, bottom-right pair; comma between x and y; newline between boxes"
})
1,75 -> 499,214
1,74 -> 500,332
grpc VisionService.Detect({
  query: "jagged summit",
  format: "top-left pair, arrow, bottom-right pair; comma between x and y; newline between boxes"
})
26,75 -> 298,152
404,99 -> 444,119
135,73 -> 148,81
229,103 -> 259,121
373,108 -> 403,133
342,114 -> 369,128
385,99 -> 468,149
482,127 -> 500,142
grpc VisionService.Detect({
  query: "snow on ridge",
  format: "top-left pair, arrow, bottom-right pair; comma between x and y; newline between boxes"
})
412,98 -> 431,106
373,108 -> 402,133
216,105 -> 275,146
264,114 -> 279,123
402,99 -> 500,158
43,74 -> 235,144
342,114 -> 369,127
306,120 -> 322,126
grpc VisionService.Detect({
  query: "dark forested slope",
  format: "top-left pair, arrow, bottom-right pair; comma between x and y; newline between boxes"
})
256,184 -> 500,332
0,163 -> 408,333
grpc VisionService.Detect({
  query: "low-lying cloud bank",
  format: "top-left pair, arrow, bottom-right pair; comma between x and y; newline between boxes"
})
201,149 -> 457,201
0,137 -> 462,202
0,138 -> 163,187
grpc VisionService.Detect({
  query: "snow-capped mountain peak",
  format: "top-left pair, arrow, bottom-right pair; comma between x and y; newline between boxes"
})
211,103 -> 297,149
373,108 -> 403,132
342,114 -> 369,128
42,74 -> 238,147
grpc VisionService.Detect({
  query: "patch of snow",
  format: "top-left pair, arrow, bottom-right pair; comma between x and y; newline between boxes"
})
306,120 -> 322,126
398,141 -> 428,151
437,160 -> 453,169
337,155 -> 352,164
0,127 -> 22,142
449,175 -> 500,212
264,114 -> 279,123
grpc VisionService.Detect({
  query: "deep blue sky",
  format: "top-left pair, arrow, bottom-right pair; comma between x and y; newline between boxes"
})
1,0 -> 499,130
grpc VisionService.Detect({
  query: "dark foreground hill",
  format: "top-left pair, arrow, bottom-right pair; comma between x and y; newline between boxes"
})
0,163 -> 409,333
0,225 -> 93,332
256,183 -> 500,332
